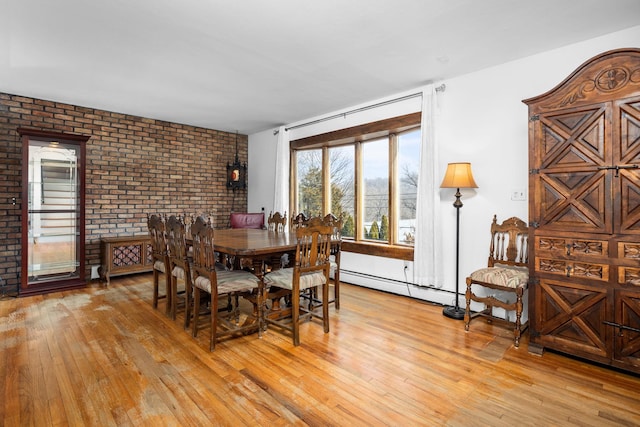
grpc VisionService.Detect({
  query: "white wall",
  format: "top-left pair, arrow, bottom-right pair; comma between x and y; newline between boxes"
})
247,128 -> 277,214
249,26 -> 640,313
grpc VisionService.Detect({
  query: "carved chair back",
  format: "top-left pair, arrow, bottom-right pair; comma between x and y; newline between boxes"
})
267,211 -> 287,232
487,215 -> 529,268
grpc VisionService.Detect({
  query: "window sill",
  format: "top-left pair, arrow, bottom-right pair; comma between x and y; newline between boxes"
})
341,241 -> 414,261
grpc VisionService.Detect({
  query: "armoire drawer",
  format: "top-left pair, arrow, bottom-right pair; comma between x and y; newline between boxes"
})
536,236 -> 608,258
536,257 -> 609,282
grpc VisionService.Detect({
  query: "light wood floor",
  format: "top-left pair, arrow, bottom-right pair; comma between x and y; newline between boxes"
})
1,274 -> 640,426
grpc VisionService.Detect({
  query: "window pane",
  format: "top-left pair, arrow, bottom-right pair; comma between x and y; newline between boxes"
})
397,129 -> 420,245
329,146 -> 354,238
296,149 -> 323,217
362,138 -> 388,242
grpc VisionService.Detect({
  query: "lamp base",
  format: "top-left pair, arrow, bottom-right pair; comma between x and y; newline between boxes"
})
442,305 -> 465,320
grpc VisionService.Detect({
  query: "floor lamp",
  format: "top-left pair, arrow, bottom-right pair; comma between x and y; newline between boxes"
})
440,162 -> 478,320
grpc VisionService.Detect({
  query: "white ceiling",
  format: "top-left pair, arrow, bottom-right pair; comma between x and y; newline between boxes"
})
1,0 -> 639,135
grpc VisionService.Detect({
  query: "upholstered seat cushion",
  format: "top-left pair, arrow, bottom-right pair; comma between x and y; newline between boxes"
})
194,270 -> 260,294
172,265 -> 186,279
154,260 -> 166,273
264,268 -> 327,290
469,266 -> 528,288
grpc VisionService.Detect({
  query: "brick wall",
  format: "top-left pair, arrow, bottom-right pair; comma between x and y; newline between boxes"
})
0,92 -> 248,293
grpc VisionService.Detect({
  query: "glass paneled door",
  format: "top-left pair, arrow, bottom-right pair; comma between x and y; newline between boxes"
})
20,129 -> 87,295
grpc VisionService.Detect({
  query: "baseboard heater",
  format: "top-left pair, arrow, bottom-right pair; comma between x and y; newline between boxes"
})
340,269 -> 456,295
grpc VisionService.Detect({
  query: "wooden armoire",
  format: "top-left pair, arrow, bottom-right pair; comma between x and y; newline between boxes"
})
524,48 -> 640,374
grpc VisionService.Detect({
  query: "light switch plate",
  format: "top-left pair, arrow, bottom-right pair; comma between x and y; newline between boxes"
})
511,189 -> 526,201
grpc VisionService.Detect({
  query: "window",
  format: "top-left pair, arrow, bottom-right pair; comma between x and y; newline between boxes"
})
362,138 -> 389,242
397,129 -> 420,244
329,145 -> 355,238
296,148 -> 323,217
290,113 -> 420,253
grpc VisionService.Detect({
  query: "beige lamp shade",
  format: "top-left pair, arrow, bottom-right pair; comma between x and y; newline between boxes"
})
440,162 -> 478,189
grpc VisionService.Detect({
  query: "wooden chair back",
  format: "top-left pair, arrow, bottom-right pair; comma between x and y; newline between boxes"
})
166,215 -> 189,264
190,216 -> 217,276
165,215 -> 193,325
147,213 -> 167,258
487,215 -> 529,268
290,212 -> 309,231
321,213 -> 343,241
147,213 -> 169,311
267,211 -> 287,232
294,221 -> 332,272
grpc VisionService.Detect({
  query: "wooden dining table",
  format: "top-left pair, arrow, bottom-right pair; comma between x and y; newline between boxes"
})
212,228 -> 297,276
212,227 -> 299,318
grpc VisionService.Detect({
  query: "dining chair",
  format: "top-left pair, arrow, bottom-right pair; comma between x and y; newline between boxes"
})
322,213 -> 343,310
289,214 -> 342,310
165,215 -> 193,329
190,215 -> 263,351
147,213 -> 170,314
267,211 -> 287,233
289,212 -> 309,231
263,220 -> 332,346
464,215 -> 529,347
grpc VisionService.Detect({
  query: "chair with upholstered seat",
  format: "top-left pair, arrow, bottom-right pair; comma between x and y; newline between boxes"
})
290,212 -> 308,231
190,216 -> 263,351
263,218 -> 332,346
464,215 -> 529,347
165,215 -> 193,329
267,211 -> 287,232
228,211 -> 265,270
291,214 -> 342,310
147,213 -> 170,314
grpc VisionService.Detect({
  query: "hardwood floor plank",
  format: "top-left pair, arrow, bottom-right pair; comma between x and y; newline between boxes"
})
2,274 -> 640,426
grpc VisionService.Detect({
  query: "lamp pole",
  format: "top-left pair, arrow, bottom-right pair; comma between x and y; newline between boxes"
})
443,188 -> 464,319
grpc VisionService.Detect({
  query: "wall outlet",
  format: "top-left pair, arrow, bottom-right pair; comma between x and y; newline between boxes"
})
511,189 -> 526,201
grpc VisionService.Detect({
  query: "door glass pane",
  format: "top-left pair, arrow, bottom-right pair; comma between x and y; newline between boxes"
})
28,141 -> 80,282
296,149 -> 323,217
397,129 -> 420,245
363,138 -> 388,242
329,145 -> 354,238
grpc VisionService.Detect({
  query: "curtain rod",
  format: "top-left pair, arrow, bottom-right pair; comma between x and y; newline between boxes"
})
274,84 -> 445,135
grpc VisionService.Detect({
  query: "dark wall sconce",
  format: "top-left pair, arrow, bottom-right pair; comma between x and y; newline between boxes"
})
227,132 -> 247,191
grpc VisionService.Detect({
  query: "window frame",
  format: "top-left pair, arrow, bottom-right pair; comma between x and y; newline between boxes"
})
290,112 -> 420,260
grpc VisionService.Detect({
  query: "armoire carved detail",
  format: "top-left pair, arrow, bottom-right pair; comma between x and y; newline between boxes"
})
547,62 -> 640,108
524,48 -> 640,374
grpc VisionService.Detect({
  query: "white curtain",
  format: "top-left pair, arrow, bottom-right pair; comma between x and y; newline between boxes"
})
273,125 -> 290,215
413,85 -> 444,288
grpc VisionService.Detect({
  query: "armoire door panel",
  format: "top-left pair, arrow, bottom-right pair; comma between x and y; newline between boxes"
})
538,106 -> 609,169
617,98 -> 640,165
617,170 -> 640,234
536,279 -> 609,357
615,290 -> 640,366
536,170 -> 610,232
